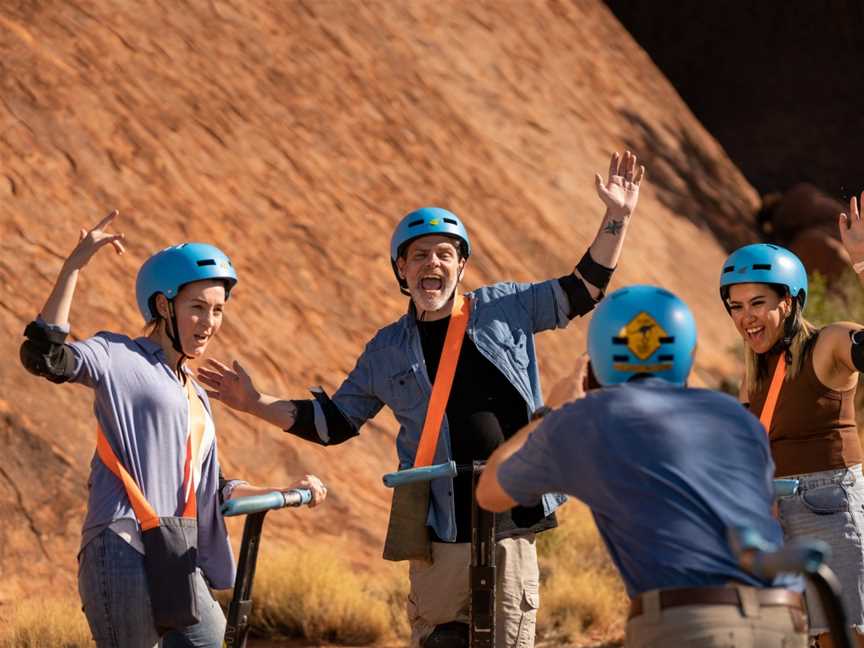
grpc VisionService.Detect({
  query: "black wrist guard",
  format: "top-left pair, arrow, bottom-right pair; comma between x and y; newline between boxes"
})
20,321 -> 76,383
850,329 -> 864,372
576,249 -> 615,292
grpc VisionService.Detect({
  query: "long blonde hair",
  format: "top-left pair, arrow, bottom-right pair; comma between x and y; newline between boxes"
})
743,299 -> 817,397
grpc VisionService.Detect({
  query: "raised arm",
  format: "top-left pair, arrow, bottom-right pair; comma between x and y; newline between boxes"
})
840,191 -> 864,292
577,151 -> 645,298
809,192 -> 864,389
40,210 -> 126,327
21,211 -> 125,384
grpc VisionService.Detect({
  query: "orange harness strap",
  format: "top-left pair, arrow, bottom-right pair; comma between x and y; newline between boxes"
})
413,293 -> 472,468
759,356 -> 787,436
95,427 -> 162,531
95,379 -> 205,530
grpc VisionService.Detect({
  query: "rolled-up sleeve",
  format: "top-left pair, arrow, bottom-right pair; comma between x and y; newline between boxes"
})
68,334 -> 111,387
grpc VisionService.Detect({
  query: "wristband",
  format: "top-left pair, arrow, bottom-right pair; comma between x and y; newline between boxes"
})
576,249 -> 615,292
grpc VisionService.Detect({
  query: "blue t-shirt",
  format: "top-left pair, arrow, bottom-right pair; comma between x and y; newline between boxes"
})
498,378 -> 795,597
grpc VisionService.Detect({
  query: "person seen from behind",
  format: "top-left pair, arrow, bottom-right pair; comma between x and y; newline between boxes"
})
476,284 -> 808,647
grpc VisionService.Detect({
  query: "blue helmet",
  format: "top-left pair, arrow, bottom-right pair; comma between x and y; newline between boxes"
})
135,243 -> 238,322
390,207 -> 471,295
587,284 -> 697,386
719,244 -> 807,310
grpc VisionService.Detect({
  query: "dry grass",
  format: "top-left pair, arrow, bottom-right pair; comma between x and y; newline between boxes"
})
0,597 -> 94,648
246,544 -> 407,645
537,502 -> 627,645
0,507 -> 623,647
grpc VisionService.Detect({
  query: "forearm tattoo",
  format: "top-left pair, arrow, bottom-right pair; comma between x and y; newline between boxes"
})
603,219 -> 624,236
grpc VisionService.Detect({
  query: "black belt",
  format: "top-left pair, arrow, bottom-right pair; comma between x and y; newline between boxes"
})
628,586 -> 804,620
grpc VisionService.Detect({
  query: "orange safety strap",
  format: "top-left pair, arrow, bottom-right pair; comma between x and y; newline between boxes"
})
95,379 -> 204,530
95,427 -> 162,531
759,355 -> 787,436
413,293 -> 472,468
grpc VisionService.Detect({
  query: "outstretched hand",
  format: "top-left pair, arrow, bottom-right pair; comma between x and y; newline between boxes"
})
66,210 -> 126,270
839,192 -> 864,269
594,151 -> 645,218
197,359 -> 259,413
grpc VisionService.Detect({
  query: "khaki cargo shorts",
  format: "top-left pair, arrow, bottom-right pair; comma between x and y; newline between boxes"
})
407,535 -> 538,648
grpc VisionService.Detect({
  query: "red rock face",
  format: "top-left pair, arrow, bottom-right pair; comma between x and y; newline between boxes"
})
0,0 -> 754,598
606,0 -> 864,199
755,183 -> 849,280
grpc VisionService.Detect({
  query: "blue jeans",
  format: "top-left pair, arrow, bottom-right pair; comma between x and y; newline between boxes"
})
778,463 -> 864,636
78,529 -> 226,648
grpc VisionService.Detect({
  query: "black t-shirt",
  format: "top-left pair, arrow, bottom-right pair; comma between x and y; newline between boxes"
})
417,316 -> 557,542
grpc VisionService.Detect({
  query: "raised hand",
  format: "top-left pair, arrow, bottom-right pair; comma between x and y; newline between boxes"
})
197,359 -> 259,412
66,210 -> 126,271
839,192 -> 864,270
594,151 -> 645,218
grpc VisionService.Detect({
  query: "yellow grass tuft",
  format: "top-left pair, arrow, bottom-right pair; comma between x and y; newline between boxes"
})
0,508 -> 623,647
0,596 -> 94,648
247,544 -> 406,644
537,501 -> 627,643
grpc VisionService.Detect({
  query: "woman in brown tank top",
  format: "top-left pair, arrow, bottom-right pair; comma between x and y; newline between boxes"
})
718,193 -> 864,648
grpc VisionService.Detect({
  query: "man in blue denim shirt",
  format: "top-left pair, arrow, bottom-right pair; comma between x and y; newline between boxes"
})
199,151 -> 646,647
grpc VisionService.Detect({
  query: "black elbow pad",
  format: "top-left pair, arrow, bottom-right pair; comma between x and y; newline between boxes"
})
311,387 -> 359,445
557,273 -> 599,319
20,322 -> 76,383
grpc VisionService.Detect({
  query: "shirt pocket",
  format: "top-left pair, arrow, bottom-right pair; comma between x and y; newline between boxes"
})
386,366 -> 426,411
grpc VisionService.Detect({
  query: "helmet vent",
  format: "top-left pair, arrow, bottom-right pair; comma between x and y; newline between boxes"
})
659,336 -> 675,344
196,259 -> 217,267
752,263 -> 772,270
443,218 -> 458,225
612,337 -> 628,344
613,355 -> 629,361
722,266 -> 735,273
407,219 -> 424,228
658,354 -> 674,362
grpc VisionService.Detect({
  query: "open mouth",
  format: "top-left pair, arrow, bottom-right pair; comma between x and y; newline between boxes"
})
193,334 -> 209,345
419,276 -> 443,293
745,325 -> 765,344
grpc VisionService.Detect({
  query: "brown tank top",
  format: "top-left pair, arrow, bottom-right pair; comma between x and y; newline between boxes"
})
748,336 -> 862,477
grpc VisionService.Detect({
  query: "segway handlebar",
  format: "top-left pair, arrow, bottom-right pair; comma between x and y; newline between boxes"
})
383,460 -> 459,488
727,526 -> 831,578
221,489 -> 313,517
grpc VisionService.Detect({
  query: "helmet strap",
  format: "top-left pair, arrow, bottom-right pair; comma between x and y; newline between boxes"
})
165,300 -> 191,372
769,298 -> 799,365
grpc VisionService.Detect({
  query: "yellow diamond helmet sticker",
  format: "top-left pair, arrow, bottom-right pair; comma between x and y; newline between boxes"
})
428,219 -> 440,225
621,311 -> 668,361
